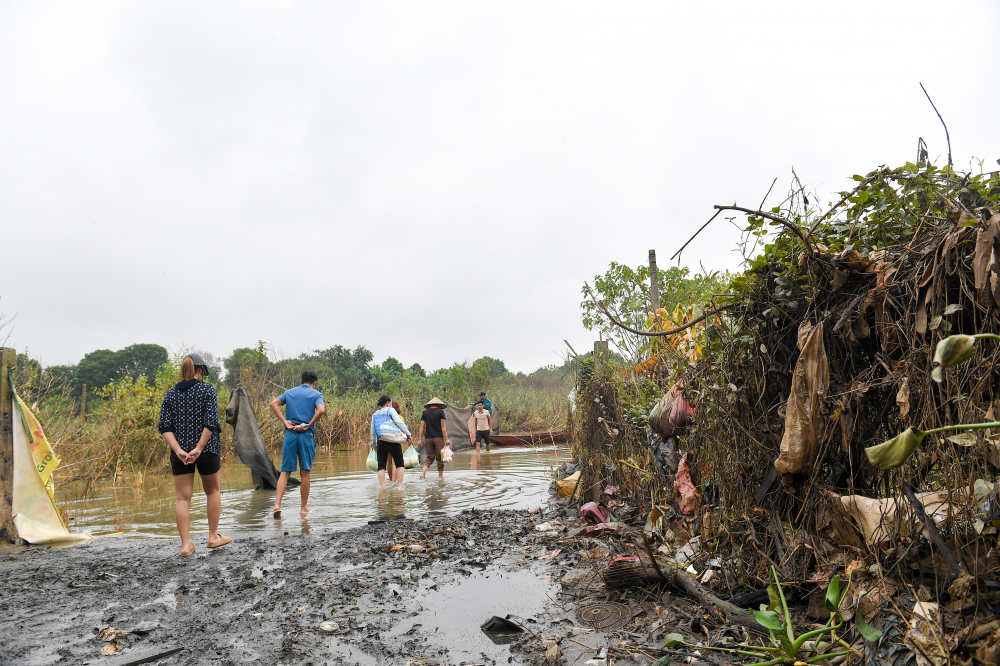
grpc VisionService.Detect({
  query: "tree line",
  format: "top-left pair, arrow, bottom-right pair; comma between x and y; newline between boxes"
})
17,340 -> 560,409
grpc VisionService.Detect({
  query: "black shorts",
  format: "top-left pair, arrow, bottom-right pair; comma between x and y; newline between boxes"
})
475,430 -> 491,445
377,440 -> 404,471
170,451 -> 221,477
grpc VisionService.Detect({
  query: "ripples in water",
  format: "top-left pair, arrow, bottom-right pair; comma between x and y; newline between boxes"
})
57,445 -> 568,538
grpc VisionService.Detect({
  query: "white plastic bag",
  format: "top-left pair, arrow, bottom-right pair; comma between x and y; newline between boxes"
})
441,445 -> 454,463
366,447 -> 378,472
402,445 -> 419,469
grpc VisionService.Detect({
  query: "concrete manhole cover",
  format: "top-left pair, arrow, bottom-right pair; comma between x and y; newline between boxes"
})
577,602 -> 631,630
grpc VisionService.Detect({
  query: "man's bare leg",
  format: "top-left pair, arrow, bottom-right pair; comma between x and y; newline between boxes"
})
273,471 -> 291,514
299,470 -> 311,515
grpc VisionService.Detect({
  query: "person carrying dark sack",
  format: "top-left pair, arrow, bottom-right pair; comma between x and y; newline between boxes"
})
158,352 -> 231,557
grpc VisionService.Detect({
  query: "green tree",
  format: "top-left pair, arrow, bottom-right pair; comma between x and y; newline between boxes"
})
580,262 -> 729,364
301,344 -> 375,392
381,357 -> 405,379
224,346 -> 273,388
408,363 -> 427,378
471,356 -> 508,379
116,344 -> 169,385
76,349 -> 121,391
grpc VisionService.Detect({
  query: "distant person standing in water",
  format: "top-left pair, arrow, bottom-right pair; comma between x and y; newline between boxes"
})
370,395 -> 412,489
418,397 -> 450,478
269,371 -> 326,518
476,391 -> 492,415
472,401 -> 492,452
158,353 -> 230,556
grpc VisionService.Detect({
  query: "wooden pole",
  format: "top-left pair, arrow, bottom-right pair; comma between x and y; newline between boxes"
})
649,249 -> 659,312
80,384 -> 86,421
593,341 -> 609,376
0,347 -> 16,542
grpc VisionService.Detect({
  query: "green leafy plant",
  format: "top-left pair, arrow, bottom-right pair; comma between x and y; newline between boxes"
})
665,566 -> 877,666
865,333 -> 1000,469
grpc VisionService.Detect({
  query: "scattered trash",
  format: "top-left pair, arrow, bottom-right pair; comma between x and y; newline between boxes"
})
320,621 -> 339,633
601,556 -> 659,589
774,321 -> 829,475
584,522 -> 628,537
674,536 -> 700,565
648,379 -> 694,439
481,615 -> 525,645
672,453 -> 700,514
840,491 -> 961,545
579,502 -> 610,524
577,601 -> 632,630
556,471 -> 581,498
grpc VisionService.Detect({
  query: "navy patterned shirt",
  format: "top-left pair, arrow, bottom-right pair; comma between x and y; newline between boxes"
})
157,381 -> 222,454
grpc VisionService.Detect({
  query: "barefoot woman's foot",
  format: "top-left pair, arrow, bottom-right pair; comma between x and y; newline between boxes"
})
300,508 -> 312,516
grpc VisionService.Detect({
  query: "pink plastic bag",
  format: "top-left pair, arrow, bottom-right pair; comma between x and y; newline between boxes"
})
580,502 -> 610,525
441,445 -> 454,463
673,452 -> 701,515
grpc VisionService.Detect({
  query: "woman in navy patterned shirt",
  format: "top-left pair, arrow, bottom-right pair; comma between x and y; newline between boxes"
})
157,353 -> 231,556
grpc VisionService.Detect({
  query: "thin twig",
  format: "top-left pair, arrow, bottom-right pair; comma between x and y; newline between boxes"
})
713,205 -> 817,257
920,82 -> 952,168
900,480 -> 967,578
671,210 -> 723,262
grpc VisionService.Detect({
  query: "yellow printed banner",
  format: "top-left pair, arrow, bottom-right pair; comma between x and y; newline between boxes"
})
16,394 -> 59,499
11,393 -> 89,544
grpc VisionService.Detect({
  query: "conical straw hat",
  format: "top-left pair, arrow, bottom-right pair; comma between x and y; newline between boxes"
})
424,396 -> 447,409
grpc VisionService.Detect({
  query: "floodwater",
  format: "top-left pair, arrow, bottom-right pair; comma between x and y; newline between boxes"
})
56,445 -> 568,539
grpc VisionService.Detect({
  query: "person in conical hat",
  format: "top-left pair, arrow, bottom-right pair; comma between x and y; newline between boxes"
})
418,397 -> 451,478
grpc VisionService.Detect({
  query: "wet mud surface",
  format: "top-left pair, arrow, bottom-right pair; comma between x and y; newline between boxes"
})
1,505 -> 702,665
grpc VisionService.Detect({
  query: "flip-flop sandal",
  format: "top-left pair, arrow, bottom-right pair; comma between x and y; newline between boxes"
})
208,535 -> 232,548
179,544 -> 195,557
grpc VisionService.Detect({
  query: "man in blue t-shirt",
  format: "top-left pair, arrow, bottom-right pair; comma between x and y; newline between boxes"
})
269,370 -> 326,518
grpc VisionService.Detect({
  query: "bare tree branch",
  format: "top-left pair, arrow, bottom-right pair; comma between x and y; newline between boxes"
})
712,205 -> 817,257
584,282 -> 734,337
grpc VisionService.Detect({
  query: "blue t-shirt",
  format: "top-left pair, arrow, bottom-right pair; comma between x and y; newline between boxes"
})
277,384 -> 325,434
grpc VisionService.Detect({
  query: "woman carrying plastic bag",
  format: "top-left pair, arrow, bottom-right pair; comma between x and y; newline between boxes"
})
369,395 -> 413,489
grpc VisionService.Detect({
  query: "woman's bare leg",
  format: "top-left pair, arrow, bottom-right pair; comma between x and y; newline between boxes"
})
201,472 -> 222,544
174,473 -> 195,553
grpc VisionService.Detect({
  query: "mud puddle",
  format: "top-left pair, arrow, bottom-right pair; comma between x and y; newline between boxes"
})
0,508 -> 579,665
383,567 -> 557,664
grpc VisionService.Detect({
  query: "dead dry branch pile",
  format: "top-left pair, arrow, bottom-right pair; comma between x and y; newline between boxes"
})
580,163 -> 1000,664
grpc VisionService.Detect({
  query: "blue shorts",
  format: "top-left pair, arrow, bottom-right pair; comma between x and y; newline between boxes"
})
281,429 -> 316,472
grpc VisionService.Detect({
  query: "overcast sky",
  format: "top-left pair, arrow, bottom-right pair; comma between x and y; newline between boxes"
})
2,1 -> 998,373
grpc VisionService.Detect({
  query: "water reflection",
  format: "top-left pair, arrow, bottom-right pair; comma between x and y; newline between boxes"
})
56,445 -> 567,538
375,488 -> 408,522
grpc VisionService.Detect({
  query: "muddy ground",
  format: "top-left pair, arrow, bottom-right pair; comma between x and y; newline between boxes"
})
0,502 -> 711,666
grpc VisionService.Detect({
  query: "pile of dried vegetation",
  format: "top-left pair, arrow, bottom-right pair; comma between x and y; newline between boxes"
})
572,160 -> 1000,665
